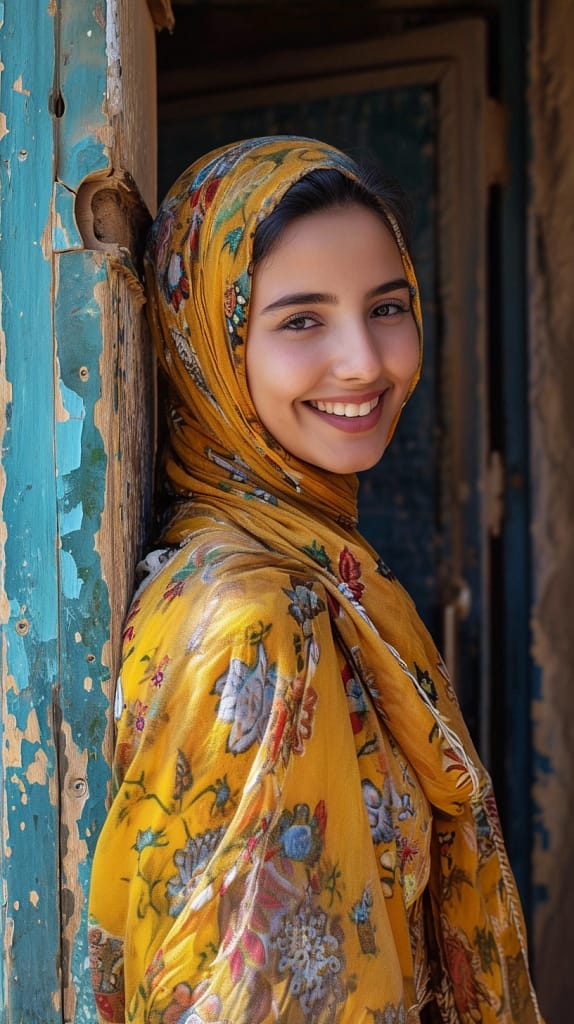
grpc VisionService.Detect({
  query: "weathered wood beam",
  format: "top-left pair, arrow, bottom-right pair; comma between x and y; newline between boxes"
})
147,0 -> 176,31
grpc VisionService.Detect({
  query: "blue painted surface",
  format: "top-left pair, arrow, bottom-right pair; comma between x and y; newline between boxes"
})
57,0 -> 109,191
1,1 -> 116,1020
0,1 -> 63,1019
54,250 -> 112,1023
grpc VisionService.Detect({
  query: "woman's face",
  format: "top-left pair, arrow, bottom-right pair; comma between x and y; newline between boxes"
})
246,203 -> 420,475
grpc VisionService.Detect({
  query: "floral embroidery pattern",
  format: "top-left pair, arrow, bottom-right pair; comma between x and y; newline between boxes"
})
271,899 -> 346,1021
89,925 -> 125,1023
224,276 -> 248,352
351,886 -> 377,954
165,251 -> 189,312
271,801 -> 326,865
167,826 -> 227,917
441,916 -> 491,1020
213,637 -> 277,754
338,547 -> 365,601
90,137 -> 542,1024
362,779 -> 395,844
161,980 -> 229,1024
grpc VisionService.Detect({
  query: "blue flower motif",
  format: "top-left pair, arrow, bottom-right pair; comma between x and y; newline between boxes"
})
167,826 -> 226,916
274,803 -> 324,865
213,640 -> 277,754
281,824 -> 313,861
133,827 -> 168,853
362,779 -> 395,844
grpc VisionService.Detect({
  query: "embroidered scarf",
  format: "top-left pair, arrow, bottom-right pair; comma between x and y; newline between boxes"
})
88,137 -> 543,1024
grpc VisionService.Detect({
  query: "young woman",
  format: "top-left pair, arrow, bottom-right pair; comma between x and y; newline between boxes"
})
89,136 -> 544,1024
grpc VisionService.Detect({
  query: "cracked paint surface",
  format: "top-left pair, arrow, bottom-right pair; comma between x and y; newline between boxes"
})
1,1 -> 162,1020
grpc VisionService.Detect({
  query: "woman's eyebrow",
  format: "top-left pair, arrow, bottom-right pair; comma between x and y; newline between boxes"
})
260,291 -> 338,313
260,278 -> 411,314
367,278 -> 410,298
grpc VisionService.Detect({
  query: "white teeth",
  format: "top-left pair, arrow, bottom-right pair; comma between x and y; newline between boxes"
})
311,397 -> 379,418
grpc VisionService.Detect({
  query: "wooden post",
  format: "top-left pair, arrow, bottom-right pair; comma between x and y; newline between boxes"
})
1,0 -> 170,1018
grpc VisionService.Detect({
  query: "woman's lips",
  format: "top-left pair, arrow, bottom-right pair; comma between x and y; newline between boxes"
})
306,392 -> 385,432
310,395 -> 380,418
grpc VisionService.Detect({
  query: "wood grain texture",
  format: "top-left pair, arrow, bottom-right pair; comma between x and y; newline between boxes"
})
0,1 -> 63,1019
1,1 -> 156,1019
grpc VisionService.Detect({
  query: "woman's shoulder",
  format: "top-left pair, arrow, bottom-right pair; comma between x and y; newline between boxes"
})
127,518 -> 329,631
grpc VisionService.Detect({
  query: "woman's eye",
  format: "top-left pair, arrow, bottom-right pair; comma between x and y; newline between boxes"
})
372,300 -> 407,318
281,313 -> 319,331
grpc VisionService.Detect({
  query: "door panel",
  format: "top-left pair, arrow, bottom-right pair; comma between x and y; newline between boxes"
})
157,22 -> 490,743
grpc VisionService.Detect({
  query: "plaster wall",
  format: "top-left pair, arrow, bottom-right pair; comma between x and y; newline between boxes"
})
529,2 -> 574,1019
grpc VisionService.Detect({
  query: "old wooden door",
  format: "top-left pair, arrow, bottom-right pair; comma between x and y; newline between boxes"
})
157,20 -> 496,750
0,1 -> 172,1019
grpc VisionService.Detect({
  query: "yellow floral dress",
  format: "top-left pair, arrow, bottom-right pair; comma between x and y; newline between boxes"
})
88,137 -> 544,1024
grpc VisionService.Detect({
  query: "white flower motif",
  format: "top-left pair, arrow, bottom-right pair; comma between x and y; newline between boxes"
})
214,641 -> 276,753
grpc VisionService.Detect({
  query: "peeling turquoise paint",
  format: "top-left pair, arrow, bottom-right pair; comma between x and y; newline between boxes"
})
0,2 -> 63,1020
57,1 -> 110,191
55,249 -> 112,1021
53,182 -> 84,252
2,0 -> 119,1019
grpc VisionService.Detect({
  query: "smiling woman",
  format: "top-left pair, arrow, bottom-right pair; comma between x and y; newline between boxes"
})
88,136 -> 544,1024
247,202 -> 420,474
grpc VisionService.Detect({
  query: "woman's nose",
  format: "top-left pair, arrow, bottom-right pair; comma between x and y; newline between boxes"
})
332,319 -> 383,381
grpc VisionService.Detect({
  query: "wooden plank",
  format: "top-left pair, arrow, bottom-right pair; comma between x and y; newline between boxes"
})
147,0 -> 176,32
0,2 -> 63,1020
1,0 -> 156,1019
54,248 -> 152,1022
52,2 -> 156,1019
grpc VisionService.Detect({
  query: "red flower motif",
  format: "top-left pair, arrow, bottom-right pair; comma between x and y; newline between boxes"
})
94,993 -> 116,1021
326,590 -> 341,619
290,679 -> 318,754
188,178 -> 221,255
444,925 -> 487,1017
397,834 -> 418,868
155,212 -> 174,270
122,600 -> 141,644
170,278 -> 189,312
269,701 -> 288,763
122,624 -> 135,644
164,577 -> 185,601
339,546 -> 365,601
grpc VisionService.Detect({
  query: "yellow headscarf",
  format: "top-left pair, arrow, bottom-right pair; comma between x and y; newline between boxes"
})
89,137 -> 543,1024
146,135 -> 421,527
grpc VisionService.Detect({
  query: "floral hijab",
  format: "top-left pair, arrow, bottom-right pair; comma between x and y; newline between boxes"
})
144,135 -> 421,527
89,138 -> 543,1024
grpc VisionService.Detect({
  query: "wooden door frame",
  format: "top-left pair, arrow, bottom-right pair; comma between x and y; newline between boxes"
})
0,1 -> 173,1019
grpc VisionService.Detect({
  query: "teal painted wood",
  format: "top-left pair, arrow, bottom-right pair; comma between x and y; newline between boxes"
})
54,250 -> 112,1024
0,2 -> 63,1020
53,3 -> 116,1020
56,0 -> 109,192
2,1 -> 118,1020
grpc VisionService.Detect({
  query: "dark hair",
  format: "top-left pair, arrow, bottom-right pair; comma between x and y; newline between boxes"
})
252,165 -> 413,266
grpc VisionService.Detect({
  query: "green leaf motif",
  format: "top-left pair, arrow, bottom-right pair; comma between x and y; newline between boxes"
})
223,226 -> 244,255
